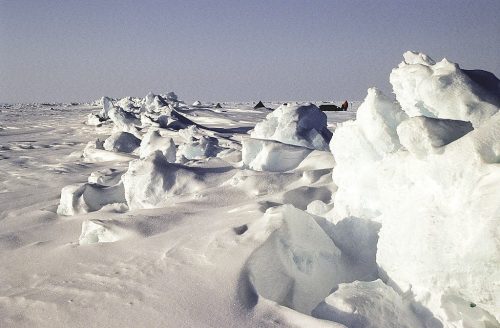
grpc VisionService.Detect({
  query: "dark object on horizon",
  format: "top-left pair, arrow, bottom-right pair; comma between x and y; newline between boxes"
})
254,101 -> 266,109
319,104 -> 343,111
215,103 -> 222,108
341,100 -> 349,111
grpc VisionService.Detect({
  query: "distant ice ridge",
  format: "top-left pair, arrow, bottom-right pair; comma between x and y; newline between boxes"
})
243,103 -> 333,171
329,51 -> 500,327
62,90 -> 240,212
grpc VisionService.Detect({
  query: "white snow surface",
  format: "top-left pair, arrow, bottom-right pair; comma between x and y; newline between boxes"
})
390,51 -> 499,127
250,103 -> 333,150
331,53 -> 500,327
1,52 -> 499,328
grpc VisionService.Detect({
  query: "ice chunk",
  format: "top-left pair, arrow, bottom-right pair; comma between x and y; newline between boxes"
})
88,168 -> 123,187
330,88 -> 408,219
244,205 -> 345,314
331,57 -> 500,323
144,92 -> 168,113
108,106 -> 141,136
57,182 -> 126,216
390,51 -> 499,127
103,131 -> 141,153
139,129 -> 176,161
354,87 -> 408,157
178,135 -> 220,160
251,103 -> 332,150
100,96 -> 113,119
242,138 -> 312,172
397,116 -> 473,158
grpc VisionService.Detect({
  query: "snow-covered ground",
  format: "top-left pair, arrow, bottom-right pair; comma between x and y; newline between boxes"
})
0,52 -> 498,328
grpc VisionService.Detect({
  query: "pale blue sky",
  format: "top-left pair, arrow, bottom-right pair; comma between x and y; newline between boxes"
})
1,0 -> 499,103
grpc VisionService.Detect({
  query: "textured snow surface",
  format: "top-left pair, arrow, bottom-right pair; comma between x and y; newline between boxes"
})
390,51 -> 499,127
1,52 -> 499,328
250,103 -> 333,150
331,53 -> 500,327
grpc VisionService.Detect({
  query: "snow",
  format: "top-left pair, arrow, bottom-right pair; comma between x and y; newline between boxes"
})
103,131 -> 141,153
397,116 -> 473,158
330,53 -> 500,326
1,51 -> 499,328
139,129 -> 176,161
250,102 -> 333,151
242,138 -> 312,172
313,280 -> 426,328
390,51 -> 499,127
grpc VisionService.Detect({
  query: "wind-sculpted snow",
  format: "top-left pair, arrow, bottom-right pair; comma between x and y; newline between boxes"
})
241,205 -> 380,315
122,151 -> 235,209
103,131 -> 141,154
139,129 -> 176,161
390,51 -> 500,127
6,52 -> 499,327
242,138 -> 312,172
57,181 -> 127,215
330,52 -> 500,326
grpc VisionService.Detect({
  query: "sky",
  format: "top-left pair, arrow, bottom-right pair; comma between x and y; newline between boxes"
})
1,0 -> 499,103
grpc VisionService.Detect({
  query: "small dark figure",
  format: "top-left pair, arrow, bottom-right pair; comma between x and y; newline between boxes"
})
254,101 -> 266,109
341,100 -> 348,111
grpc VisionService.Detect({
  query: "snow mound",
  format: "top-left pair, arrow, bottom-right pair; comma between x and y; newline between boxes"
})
244,205 -> 345,314
312,280 -> 425,328
108,106 -> 141,136
242,138 -> 312,172
397,116 -> 473,158
178,135 -> 220,160
103,131 -> 141,154
251,103 -> 333,150
139,129 -> 176,161
82,140 -> 136,162
122,151 -> 217,209
390,51 -> 500,127
57,182 -> 126,216
192,100 -> 202,106
330,52 -> 500,324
